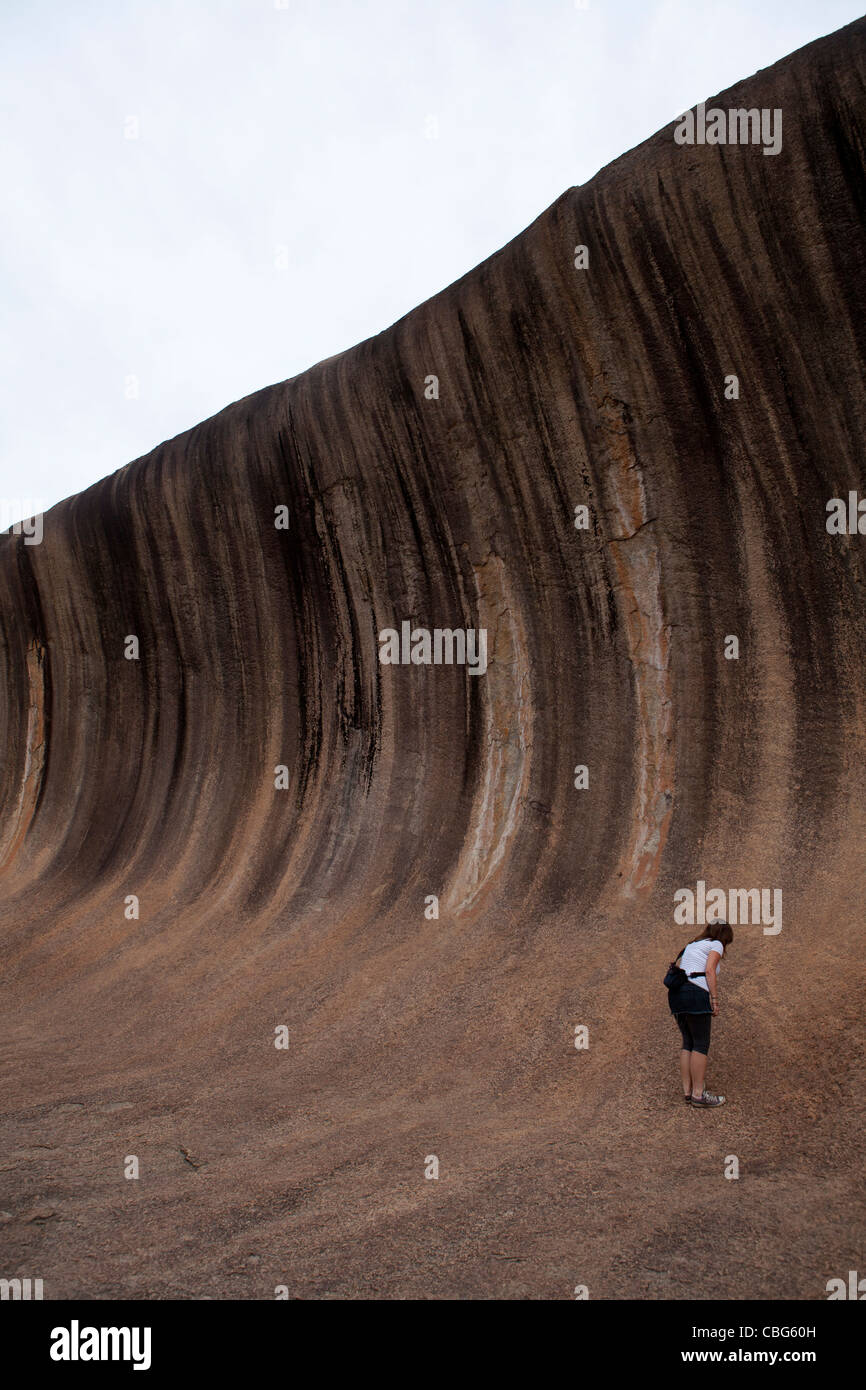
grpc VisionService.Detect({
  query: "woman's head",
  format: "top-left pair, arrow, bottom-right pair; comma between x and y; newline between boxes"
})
692,922 -> 733,949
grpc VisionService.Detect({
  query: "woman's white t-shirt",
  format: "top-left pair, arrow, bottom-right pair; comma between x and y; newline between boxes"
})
680,938 -> 724,992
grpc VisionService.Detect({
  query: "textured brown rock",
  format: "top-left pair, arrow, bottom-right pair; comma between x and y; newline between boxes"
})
2,21 -> 866,1299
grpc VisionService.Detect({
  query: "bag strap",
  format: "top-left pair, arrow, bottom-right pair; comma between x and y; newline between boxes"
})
675,946 -> 706,979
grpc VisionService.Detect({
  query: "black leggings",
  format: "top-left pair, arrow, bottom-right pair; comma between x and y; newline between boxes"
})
676,1012 -> 712,1056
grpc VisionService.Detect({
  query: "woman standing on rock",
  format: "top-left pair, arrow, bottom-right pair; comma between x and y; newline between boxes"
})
668,924 -> 733,1107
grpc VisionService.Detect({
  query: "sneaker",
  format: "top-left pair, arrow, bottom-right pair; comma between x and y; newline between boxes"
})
690,1090 -> 725,1107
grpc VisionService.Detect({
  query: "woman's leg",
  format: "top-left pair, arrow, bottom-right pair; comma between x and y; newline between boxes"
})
689,1049 -> 708,1099
675,1014 -> 693,1095
689,1014 -> 712,1099
680,1051 -> 692,1096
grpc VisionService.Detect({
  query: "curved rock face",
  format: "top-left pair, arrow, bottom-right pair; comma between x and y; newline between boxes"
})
2,21 -> 866,1299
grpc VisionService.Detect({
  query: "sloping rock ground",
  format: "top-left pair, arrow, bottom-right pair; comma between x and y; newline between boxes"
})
1,20 -> 866,1300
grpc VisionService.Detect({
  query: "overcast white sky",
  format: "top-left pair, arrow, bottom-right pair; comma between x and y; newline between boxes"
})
1,0 -> 862,525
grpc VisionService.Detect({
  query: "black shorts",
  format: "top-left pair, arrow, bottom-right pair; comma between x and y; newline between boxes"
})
675,1011 -> 712,1055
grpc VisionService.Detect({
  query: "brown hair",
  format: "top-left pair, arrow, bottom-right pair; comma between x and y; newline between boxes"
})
691,922 -> 733,949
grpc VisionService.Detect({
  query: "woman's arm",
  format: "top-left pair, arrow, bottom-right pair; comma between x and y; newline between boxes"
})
705,949 -> 721,1014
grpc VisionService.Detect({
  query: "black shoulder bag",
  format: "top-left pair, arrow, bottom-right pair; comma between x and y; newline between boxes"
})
663,946 -> 706,991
